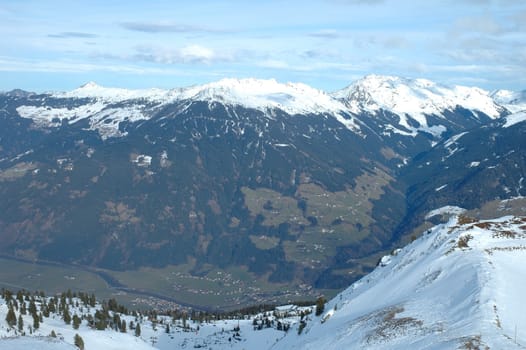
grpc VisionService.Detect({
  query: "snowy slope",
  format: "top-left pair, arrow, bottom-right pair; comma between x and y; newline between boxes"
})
503,111 -> 526,128
16,78 -> 356,139
491,89 -> 526,113
53,79 -> 348,115
1,215 -> 525,349
178,78 -> 348,115
54,82 -> 174,102
273,215 -> 526,350
332,75 -> 505,137
13,75 -> 518,140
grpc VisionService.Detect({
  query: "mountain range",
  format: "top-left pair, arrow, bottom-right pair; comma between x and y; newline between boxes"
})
0,75 -> 525,306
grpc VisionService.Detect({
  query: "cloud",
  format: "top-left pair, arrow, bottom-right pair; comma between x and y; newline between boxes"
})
120,21 -> 224,33
132,44 -> 229,64
309,30 -> 342,39
0,56 -> 177,74
48,32 -> 99,39
179,45 -> 216,63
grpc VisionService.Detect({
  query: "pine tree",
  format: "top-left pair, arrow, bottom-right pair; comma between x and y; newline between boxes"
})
315,296 -> 326,316
63,305 -> 71,324
48,299 -> 56,313
28,299 -> 37,315
5,305 -> 16,327
33,313 -> 40,329
89,293 -> 96,307
135,323 -> 141,337
74,333 -> 85,350
16,290 -> 24,304
17,314 -> 23,332
20,301 -> 27,315
72,314 -> 81,329
120,319 -> 127,333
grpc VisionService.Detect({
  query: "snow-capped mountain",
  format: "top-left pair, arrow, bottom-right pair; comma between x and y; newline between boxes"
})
16,78 -> 357,140
13,75 -> 512,140
398,110 -> 526,234
274,214 -> 526,349
177,78 -> 348,115
55,78 -> 349,115
0,75 -> 524,311
491,89 -> 526,113
333,74 -> 506,137
54,81 -> 174,102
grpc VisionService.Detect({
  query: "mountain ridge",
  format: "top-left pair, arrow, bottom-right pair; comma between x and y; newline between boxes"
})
0,74 -> 524,308
274,214 -> 526,349
1,214 -> 524,349
10,74 -> 514,142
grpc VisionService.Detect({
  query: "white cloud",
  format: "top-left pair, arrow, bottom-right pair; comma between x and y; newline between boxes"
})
257,59 -> 291,69
309,29 -> 342,39
0,56 -> 186,75
179,45 -> 216,63
131,44 -> 233,65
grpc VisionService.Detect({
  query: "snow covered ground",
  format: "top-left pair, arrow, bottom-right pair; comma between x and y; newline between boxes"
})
273,215 -> 526,349
0,293 -> 307,350
1,214 -> 525,349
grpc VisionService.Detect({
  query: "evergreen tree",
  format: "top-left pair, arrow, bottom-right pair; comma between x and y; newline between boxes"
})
112,313 -> 121,331
3,289 -> 13,301
28,299 -> 37,315
16,290 -> 23,304
74,333 -> 85,350
135,323 -> 141,337
63,305 -> 71,324
33,313 -> 40,329
315,296 -> 326,316
89,293 -> 96,307
20,301 -> 27,315
50,329 -> 57,338
72,314 -> 81,329
120,319 -> 127,333
5,305 -> 17,327
94,309 -> 107,330
17,313 -> 23,332
48,299 -> 56,313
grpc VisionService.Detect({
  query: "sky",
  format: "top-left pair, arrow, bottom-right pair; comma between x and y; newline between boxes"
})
0,0 -> 525,92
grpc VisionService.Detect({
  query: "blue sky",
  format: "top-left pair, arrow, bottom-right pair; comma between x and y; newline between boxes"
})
1,0 -> 525,92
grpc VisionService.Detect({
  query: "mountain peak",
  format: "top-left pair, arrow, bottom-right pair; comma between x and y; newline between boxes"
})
491,89 -> 526,113
79,81 -> 101,89
55,82 -> 170,102
179,77 -> 348,115
332,74 -> 504,137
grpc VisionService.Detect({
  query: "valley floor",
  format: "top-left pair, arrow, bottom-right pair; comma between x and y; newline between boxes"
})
1,214 -> 526,349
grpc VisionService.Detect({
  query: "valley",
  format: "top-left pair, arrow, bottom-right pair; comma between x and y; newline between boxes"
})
0,75 -> 525,312
0,254 -> 329,312
2,0 -> 525,347
1,213 -> 525,349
